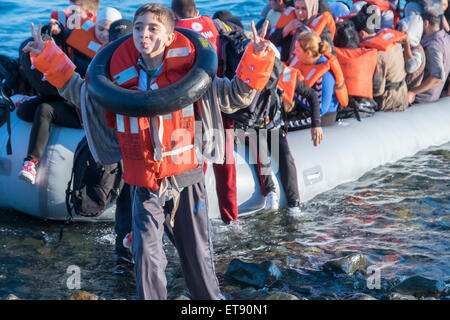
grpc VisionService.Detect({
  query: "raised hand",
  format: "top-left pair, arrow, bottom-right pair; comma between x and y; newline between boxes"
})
251,20 -> 271,55
22,23 -> 45,55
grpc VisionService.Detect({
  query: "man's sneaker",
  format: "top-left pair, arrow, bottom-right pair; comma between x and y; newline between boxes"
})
18,159 -> 39,184
287,206 -> 304,218
264,191 -> 279,212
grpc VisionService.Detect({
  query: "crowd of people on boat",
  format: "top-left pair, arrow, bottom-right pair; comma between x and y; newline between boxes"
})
0,0 -> 449,300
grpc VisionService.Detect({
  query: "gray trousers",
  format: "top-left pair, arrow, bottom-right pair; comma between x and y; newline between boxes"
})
131,180 -> 223,300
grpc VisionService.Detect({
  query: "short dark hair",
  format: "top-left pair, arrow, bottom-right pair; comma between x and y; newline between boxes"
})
351,3 -> 381,35
334,20 -> 361,49
171,0 -> 197,19
422,12 -> 443,28
133,3 -> 175,33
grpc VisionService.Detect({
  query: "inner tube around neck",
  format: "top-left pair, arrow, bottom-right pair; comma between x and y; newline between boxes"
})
86,27 -> 218,117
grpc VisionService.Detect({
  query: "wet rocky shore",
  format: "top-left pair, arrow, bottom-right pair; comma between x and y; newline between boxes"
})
2,253 -> 448,300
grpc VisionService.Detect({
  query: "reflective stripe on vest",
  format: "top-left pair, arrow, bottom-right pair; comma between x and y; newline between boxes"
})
361,28 -> 407,51
291,54 -> 349,106
308,11 -> 336,40
175,15 -> 221,52
66,23 -> 102,59
108,32 -> 198,189
277,64 -> 298,103
275,7 -> 297,35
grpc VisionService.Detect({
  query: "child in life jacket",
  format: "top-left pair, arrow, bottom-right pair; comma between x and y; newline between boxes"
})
290,31 -> 348,126
270,0 -> 335,62
396,15 -> 426,91
23,3 -> 275,300
49,0 -> 99,36
63,6 -> 122,77
17,7 -> 121,185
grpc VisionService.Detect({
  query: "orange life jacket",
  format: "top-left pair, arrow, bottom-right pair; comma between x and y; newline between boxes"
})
309,11 -> 336,40
175,15 -> 220,51
275,6 -> 297,35
66,21 -> 102,59
275,7 -> 335,38
175,15 -> 223,76
335,47 -> 378,99
277,63 -> 301,104
289,52 -> 349,106
361,28 -> 407,52
106,31 -> 198,190
355,0 -> 400,26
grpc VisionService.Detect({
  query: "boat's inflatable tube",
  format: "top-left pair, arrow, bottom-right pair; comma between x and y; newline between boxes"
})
205,98 -> 450,219
86,28 -> 218,117
0,99 -> 449,221
0,111 -> 115,222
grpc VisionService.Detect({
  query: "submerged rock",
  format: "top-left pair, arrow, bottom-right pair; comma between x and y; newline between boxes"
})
68,290 -> 99,300
347,293 -> 377,300
322,253 -> 367,275
389,293 -> 417,300
265,292 -> 299,300
225,259 -> 282,289
392,276 -> 445,298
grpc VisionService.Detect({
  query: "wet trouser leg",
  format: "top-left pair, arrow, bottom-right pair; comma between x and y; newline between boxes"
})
169,181 -> 222,299
131,180 -> 222,300
114,183 -> 133,264
212,117 -> 238,224
248,129 -> 275,196
251,128 -> 300,206
276,129 -> 300,207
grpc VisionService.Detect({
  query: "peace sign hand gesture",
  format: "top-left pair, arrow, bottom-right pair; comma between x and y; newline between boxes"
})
22,23 -> 45,55
251,20 -> 272,56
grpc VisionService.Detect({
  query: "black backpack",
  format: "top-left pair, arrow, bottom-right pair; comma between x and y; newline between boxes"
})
65,136 -> 125,218
215,21 -> 285,129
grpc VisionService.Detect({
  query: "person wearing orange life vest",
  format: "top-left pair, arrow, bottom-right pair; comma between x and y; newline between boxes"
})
17,7 -> 122,186
171,0 -> 240,225
332,20 -> 382,119
289,31 -> 348,126
63,7 -> 122,77
49,0 -> 99,36
351,0 -> 400,28
351,3 -> 408,111
270,0 -> 335,62
24,3 -> 276,300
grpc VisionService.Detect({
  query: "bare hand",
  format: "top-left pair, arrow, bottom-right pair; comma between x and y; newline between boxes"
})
284,19 -> 301,35
22,23 -> 45,55
311,127 -> 323,147
251,20 -> 271,55
407,91 -> 416,105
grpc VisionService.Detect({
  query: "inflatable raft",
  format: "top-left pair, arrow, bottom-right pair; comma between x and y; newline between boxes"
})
0,98 -> 449,221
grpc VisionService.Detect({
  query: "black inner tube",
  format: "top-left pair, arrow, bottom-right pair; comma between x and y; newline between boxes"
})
86,27 -> 218,117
